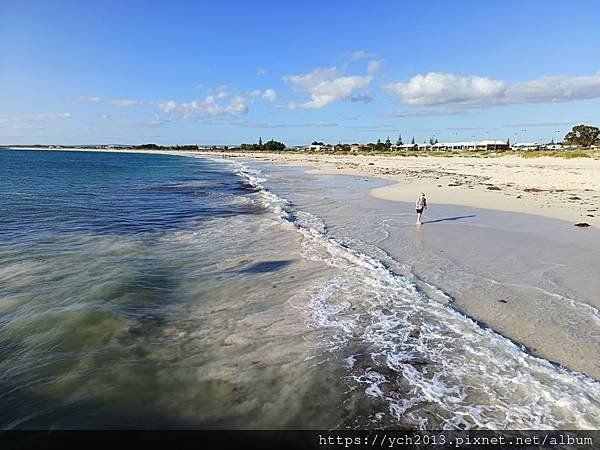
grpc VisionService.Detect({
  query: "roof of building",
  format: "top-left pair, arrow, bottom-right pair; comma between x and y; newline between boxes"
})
431,140 -> 508,147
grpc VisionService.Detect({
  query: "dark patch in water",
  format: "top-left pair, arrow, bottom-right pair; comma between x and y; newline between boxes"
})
0,149 -> 265,239
238,260 -> 294,273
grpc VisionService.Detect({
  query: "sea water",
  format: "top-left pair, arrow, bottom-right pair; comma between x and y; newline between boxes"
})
0,150 -> 345,429
1,149 -> 600,429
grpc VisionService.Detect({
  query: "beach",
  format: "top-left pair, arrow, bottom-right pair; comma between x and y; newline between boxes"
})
2,147 -> 600,429
241,157 -> 600,427
210,152 -> 600,229
222,152 -> 600,376
208,151 -> 600,376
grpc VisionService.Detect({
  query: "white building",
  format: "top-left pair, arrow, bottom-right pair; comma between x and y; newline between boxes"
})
390,140 -> 509,151
438,140 -> 509,151
306,144 -> 333,151
512,142 -> 539,151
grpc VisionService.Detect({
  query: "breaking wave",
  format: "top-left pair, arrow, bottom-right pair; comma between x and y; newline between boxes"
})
232,161 -> 600,430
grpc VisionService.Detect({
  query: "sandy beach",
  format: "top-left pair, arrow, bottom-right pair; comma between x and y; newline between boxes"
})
12,148 -> 599,229
219,152 -> 600,380
3,147 -> 600,430
205,152 -> 600,229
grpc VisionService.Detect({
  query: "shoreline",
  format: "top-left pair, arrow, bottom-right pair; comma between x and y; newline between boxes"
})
214,151 -> 600,229
4,146 -> 600,421
4,146 -> 599,228
247,160 -> 600,380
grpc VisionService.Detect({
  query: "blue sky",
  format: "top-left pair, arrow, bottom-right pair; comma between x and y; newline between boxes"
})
1,0 -> 600,146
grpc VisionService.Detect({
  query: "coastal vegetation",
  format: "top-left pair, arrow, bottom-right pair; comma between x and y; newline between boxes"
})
564,124 -> 600,148
240,137 -> 286,151
6,125 -> 600,159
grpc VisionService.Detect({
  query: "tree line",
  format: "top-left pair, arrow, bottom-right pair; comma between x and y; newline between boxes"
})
130,124 -> 599,153
564,125 -> 600,147
240,137 -> 285,151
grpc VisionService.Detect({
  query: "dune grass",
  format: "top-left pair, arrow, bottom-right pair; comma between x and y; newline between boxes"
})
212,148 -> 600,159
302,149 -> 600,159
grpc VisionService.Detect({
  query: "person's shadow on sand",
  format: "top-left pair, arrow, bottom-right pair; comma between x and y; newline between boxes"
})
422,214 -> 476,224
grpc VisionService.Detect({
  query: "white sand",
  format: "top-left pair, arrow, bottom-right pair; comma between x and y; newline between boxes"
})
214,152 -> 600,228
8,148 -> 599,227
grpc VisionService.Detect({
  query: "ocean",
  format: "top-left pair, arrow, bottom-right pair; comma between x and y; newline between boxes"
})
1,149 -> 599,429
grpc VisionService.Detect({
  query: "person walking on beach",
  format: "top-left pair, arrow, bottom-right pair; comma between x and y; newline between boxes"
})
416,193 -> 427,225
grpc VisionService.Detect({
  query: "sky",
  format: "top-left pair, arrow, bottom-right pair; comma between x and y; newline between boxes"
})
1,0 -> 600,146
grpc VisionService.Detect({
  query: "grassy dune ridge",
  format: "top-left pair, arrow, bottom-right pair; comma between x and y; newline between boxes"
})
291,149 -> 600,159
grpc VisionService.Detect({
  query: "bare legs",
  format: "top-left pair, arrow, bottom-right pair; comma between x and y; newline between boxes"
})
416,211 -> 422,225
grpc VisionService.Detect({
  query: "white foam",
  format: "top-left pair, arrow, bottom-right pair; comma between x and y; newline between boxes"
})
231,161 -> 600,430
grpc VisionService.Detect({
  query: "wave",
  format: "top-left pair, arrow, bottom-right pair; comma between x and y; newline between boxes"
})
231,161 -> 600,430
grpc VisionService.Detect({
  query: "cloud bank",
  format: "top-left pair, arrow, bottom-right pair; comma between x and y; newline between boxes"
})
386,71 -> 600,108
158,95 -> 249,118
0,112 -> 72,126
284,67 -> 372,109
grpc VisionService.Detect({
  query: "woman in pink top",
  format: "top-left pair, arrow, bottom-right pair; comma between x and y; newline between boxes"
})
416,193 -> 427,225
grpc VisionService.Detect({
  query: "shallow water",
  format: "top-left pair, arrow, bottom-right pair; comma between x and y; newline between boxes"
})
243,160 -> 600,429
2,149 -> 600,430
0,150 -> 346,429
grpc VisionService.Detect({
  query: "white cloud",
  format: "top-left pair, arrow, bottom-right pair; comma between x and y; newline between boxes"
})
256,68 -> 266,76
262,88 -> 277,102
283,67 -> 372,109
81,96 -> 102,102
109,99 -> 145,107
366,59 -> 383,74
381,108 -> 467,118
508,74 -> 600,103
386,72 -> 506,107
248,90 -> 262,97
157,95 -> 249,118
206,120 -> 339,129
213,85 -> 229,99
0,112 -> 71,125
158,100 -> 177,113
385,71 -> 600,108
73,96 -> 102,103
347,50 -> 376,61
95,113 -> 167,129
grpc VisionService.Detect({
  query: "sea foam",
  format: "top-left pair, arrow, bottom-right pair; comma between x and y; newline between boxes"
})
232,161 -> 600,430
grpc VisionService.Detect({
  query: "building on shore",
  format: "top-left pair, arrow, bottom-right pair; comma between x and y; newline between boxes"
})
511,142 -> 540,151
306,144 -> 332,151
349,143 -> 370,152
391,140 -> 509,152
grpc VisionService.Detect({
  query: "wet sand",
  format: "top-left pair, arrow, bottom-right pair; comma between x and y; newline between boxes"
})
210,152 -> 600,228
3,147 -> 600,428
10,147 -> 599,379
246,159 -> 600,381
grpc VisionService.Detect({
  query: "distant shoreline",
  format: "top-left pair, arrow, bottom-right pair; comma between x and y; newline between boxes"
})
3,146 -> 599,228
3,145 -> 599,160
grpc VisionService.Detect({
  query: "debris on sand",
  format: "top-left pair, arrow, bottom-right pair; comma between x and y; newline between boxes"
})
574,222 -> 590,227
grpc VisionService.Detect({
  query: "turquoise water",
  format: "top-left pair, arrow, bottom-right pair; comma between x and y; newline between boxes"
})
0,150 -> 258,240
2,149 -> 600,430
0,150 -> 340,429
